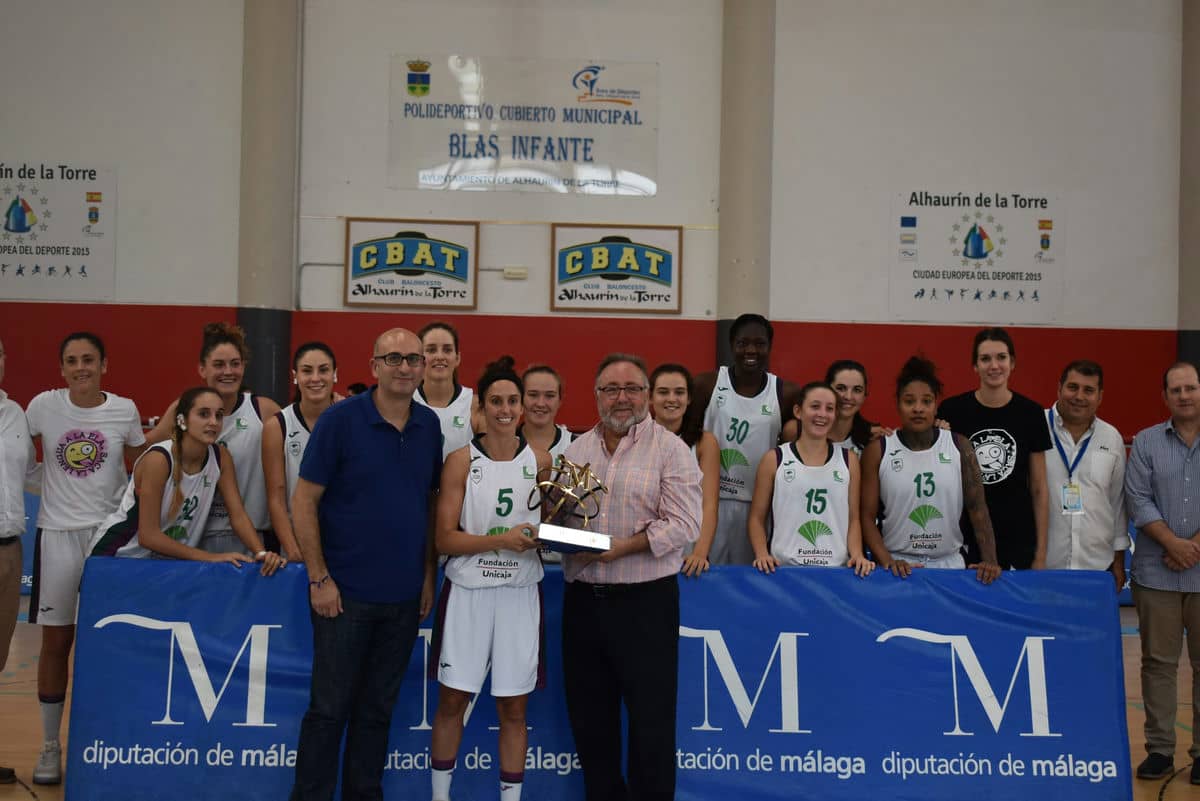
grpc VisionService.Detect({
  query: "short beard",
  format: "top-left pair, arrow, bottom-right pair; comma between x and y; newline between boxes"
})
600,406 -> 648,435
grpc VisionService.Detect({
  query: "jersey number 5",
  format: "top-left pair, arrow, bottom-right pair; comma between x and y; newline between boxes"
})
495,488 -> 513,517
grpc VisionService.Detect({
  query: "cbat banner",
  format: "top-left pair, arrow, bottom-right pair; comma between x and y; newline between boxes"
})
891,190 -> 1064,323
67,561 -> 1129,800
0,159 -> 115,300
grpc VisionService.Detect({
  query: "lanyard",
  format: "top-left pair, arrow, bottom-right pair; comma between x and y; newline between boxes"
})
1047,407 -> 1092,480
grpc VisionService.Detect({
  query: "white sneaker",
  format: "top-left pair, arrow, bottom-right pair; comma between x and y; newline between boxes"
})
32,741 -> 61,785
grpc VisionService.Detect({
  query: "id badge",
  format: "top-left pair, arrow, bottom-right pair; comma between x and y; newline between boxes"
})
1060,482 -> 1083,515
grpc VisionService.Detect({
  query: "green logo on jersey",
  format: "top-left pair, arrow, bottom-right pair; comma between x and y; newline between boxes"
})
719,448 -> 750,472
236,418 -> 249,431
452,415 -> 466,429
486,526 -> 508,536
938,453 -> 953,464
760,404 -> 773,416
164,525 -> 187,542
908,504 -> 944,531
797,519 -> 833,547
522,466 -> 536,479
832,469 -> 846,483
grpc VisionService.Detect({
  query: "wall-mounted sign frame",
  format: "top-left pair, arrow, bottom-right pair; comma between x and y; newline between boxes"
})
344,217 -> 479,309
550,223 -> 682,314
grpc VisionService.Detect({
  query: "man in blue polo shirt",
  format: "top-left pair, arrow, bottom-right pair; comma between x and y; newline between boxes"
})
289,327 -> 442,801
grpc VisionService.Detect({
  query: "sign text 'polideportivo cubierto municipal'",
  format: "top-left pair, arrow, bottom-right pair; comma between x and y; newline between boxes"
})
388,57 -> 658,195
67,562 -> 1129,801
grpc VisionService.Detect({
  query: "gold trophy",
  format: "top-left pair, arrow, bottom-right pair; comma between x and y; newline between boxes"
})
528,457 -> 612,554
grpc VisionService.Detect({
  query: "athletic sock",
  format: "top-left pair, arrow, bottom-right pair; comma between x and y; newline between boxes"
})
500,769 -> 524,801
431,757 -> 455,800
38,697 -> 65,744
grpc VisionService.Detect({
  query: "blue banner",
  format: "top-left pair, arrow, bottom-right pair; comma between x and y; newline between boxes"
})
67,561 -> 1130,800
556,239 -> 673,286
349,234 -> 469,282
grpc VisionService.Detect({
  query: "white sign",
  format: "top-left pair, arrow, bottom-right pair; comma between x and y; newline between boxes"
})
389,56 -> 658,195
0,160 -> 116,300
344,217 -> 479,309
890,191 -> 1064,323
551,224 -> 682,314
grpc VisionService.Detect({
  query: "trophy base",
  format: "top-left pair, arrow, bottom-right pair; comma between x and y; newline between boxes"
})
537,523 -> 611,554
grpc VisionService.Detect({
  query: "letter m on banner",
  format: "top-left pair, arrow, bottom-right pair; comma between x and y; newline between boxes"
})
679,627 -> 809,733
94,614 -> 280,727
877,628 -> 1060,737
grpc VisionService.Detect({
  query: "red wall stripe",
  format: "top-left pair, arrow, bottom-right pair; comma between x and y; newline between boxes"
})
0,302 -> 1177,439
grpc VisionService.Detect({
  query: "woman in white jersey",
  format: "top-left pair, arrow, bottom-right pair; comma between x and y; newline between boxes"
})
262,342 -> 337,563
416,321 -> 480,460
429,357 -> 550,801
649,364 -> 720,577
860,356 -> 1001,584
91,386 -> 284,574
749,382 -> 873,576
147,323 -> 281,554
780,361 -> 887,454
520,364 -> 572,564
25,331 -> 147,785
690,314 -> 801,565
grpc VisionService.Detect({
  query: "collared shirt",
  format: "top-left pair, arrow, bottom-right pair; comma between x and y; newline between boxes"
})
562,415 -> 702,584
300,388 -> 443,603
1125,418 -> 1200,592
0,390 -> 38,538
1043,406 -> 1129,570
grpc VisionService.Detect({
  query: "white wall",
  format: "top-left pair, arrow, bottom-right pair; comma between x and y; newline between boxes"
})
769,0 -> 1181,329
2,0 -> 245,306
297,0 -> 723,318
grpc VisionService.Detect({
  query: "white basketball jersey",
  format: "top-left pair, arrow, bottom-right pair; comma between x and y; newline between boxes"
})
548,424 -> 573,466
276,403 -> 311,512
92,442 -> 222,557
205,392 -> 269,533
878,429 -> 964,562
833,435 -> 862,458
703,366 -> 781,501
26,388 -> 146,530
416,384 -> 475,460
445,438 -> 543,588
770,443 -> 851,566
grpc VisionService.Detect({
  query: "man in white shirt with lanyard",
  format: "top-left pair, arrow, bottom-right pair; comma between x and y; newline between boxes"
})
0,338 -> 39,785
1043,359 -> 1128,589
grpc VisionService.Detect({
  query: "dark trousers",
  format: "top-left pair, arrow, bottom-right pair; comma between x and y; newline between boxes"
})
562,575 -> 679,801
290,596 -> 421,801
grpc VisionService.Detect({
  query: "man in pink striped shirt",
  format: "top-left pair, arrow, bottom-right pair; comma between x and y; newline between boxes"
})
561,353 -> 702,801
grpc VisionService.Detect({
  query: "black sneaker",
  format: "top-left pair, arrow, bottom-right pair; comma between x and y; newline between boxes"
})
1136,752 -> 1174,779
1191,759 -> 1200,785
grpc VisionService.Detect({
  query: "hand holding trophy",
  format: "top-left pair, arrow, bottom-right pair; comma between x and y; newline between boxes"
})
528,457 -> 613,554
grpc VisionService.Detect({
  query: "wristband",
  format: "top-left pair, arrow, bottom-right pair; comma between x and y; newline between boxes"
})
309,574 -> 330,588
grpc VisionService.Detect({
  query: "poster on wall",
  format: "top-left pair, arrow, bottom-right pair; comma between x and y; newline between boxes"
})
344,217 -> 479,309
550,224 -> 682,314
0,159 -> 116,301
890,190 -> 1064,324
389,56 -> 658,195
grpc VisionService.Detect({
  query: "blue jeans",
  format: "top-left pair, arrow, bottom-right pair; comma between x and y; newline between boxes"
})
290,596 -> 421,801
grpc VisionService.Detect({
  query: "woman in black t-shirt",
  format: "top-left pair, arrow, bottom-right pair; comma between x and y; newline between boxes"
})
936,328 -> 1052,569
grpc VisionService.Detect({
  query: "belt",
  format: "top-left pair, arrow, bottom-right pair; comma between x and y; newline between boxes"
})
0,536 -> 19,547
568,574 -> 675,598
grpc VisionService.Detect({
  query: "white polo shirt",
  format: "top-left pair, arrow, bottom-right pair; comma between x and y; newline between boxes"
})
0,390 -> 38,538
1044,405 -> 1129,570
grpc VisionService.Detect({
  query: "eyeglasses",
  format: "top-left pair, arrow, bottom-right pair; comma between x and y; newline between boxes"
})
596,384 -> 647,399
372,352 -> 425,367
